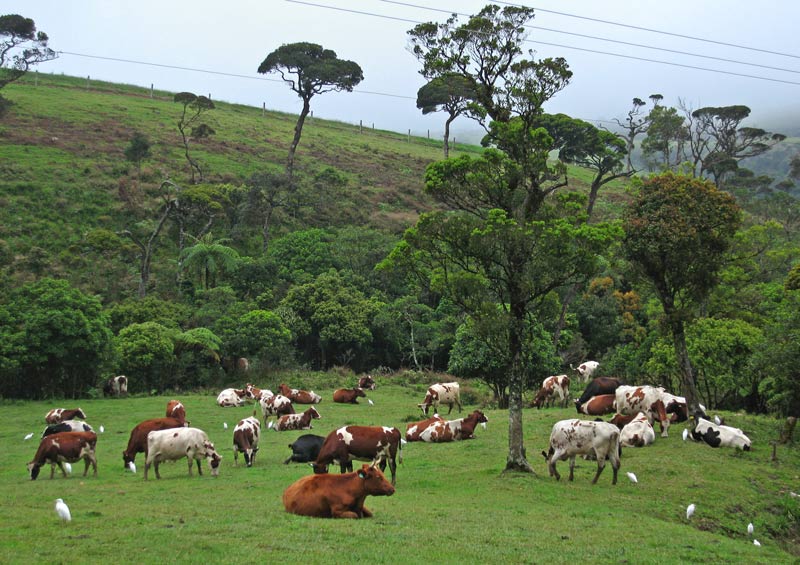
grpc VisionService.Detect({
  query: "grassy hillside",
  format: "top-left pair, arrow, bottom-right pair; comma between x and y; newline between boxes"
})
1,377 -> 798,563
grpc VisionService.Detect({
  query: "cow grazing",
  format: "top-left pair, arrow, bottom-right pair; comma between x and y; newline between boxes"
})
166,399 -> 187,424
41,419 -> 94,438
260,393 -> 295,424
313,425 -> 403,485
232,416 -> 261,467
575,377 -> 622,410
571,360 -> 600,382
691,416 -> 751,451
418,382 -> 461,415
217,388 -> 247,407
44,408 -> 87,425
405,415 -> 444,442
619,412 -> 656,447
533,375 -> 570,409
541,419 -> 621,484
333,387 -> 367,404
284,434 -> 326,464
28,431 -> 98,480
577,394 -> 617,416
416,410 -> 488,443
278,383 -> 322,404
283,462 -> 395,519
358,375 -> 377,390
274,406 -> 321,432
122,417 -> 187,470
614,385 -> 671,437
661,392 -> 689,423
144,427 -> 222,479
103,375 -> 128,397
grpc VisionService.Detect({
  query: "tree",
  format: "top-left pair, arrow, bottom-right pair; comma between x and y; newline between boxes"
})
115,322 -> 176,393
225,310 -> 292,367
641,105 -> 688,171
173,92 -> 215,184
609,94 -> 662,172
257,42 -> 363,179
244,171 -> 293,253
0,14 -> 56,108
416,74 -> 477,158
180,232 -> 240,290
124,132 -> 151,180
623,172 -> 741,414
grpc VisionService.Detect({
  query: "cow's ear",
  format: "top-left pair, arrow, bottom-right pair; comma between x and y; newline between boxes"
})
357,470 -> 367,479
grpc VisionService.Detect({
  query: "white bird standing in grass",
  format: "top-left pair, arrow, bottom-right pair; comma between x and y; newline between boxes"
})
99,425 -> 104,433
682,428 -> 689,441
714,415 -> 721,425
55,499 -> 71,522
748,523 -> 754,535
626,472 -> 638,484
223,422 -> 228,429
63,462 -> 72,475
686,504 -> 696,519
128,461 -> 136,474
481,421 -> 487,430
753,539 -> 761,547
24,433 -> 33,441
367,399 -> 374,406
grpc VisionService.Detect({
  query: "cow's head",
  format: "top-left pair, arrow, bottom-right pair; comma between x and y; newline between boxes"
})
308,407 -> 321,420
205,441 -> 222,476
75,408 -> 87,420
354,387 -> 366,398
123,451 -> 134,470
358,463 -> 395,497
27,462 -> 41,480
311,462 -> 329,475
245,383 -> 261,400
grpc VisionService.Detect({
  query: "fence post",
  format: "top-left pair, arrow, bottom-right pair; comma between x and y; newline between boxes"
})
360,119 -> 363,134
86,75 -> 90,90
408,129 -> 411,143
427,129 -> 430,139
150,83 -> 154,98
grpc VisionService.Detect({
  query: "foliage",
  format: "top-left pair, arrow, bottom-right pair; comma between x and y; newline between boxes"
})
180,232 -> 240,290
106,295 -> 190,334
0,14 -> 56,92
114,321 -> 177,393
173,92 -> 215,183
416,73 -> 477,157
224,309 -> 292,367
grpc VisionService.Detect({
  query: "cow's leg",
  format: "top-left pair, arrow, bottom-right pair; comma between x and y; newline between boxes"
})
609,448 -> 620,485
548,449 -> 561,480
660,418 -> 670,438
591,450 -> 607,484
196,458 -> 203,476
387,456 -> 397,486
52,463 -> 60,479
568,455 -> 576,481
144,461 -> 150,480
330,504 -> 360,519
90,454 -> 98,477
83,456 -> 91,476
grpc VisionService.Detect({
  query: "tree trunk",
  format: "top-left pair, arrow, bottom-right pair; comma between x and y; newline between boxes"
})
443,115 -> 455,159
779,416 -> 797,444
287,98 -> 311,179
668,310 -> 702,414
505,294 -> 535,473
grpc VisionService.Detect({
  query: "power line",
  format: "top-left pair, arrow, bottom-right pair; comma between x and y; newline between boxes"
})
493,0 -> 800,60
376,0 -> 800,76
286,0 -> 800,86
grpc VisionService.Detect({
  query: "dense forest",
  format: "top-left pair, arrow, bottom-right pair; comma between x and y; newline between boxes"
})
1,8 -> 798,436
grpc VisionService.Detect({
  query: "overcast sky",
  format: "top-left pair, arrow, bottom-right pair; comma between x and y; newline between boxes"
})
5,0 -> 800,140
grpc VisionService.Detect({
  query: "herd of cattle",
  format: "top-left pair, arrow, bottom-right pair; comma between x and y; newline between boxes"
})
27,363 -> 753,519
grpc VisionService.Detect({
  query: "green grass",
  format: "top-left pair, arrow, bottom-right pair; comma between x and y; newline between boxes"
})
1,381 -> 798,563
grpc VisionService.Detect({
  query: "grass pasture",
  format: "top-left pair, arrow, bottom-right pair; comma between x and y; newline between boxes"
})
1,382 -> 798,563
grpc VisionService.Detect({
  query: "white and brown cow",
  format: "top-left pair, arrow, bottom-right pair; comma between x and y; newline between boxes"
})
278,383 -> 322,404
333,387 -> 367,404
232,416 -> 261,467
103,375 -> 128,397
614,385 -> 671,437
577,394 -> 617,416
532,375 -> 570,409
122,417 -> 187,470
166,399 -> 187,424
144,427 -> 222,479
575,377 -> 623,410
358,375 -> 377,390
415,410 -> 488,443
41,419 -> 94,438
273,406 -> 321,432
571,360 -> 600,383
418,382 -> 461,415
619,411 -> 655,447
405,415 -> 444,442
45,408 -> 87,425
28,431 -> 98,480
283,462 -> 395,519
216,388 -> 247,407
541,419 -> 621,484
245,383 -> 271,402
313,425 -> 403,485
259,393 -> 295,425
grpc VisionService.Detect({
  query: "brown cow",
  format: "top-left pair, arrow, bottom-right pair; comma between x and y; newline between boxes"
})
577,394 -> 617,416
166,400 -> 187,423
273,406 -> 321,432
232,416 -> 260,467
103,375 -> 128,397
418,382 -> 461,415
413,410 -> 488,443
333,387 -> 366,404
28,431 -> 98,480
614,385 -> 671,437
532,375 -> 570,409
122,417 -> 187,470
312,425 -> 403,485
45,408 -> 87,424
278,383 -> 322,404
358,375 -> 377,390
575,377 -> 623,411
283,462 -> 395,519
405,415 -> 444,442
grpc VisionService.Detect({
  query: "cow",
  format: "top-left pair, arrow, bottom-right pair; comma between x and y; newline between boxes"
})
278,383 -> 322,404
575,377 -> 622,410
418,382 -> 461,415
260,393 -> 295,424
245,383 -> 272,402
283,462 -> 395,519
274,406 -> 321,432
571,360 -> 600,383
533,375 -> 571,409
216,388 -> 247,407
691,415 -> 751,451
232,416 -> 261,467
41,419 -> 94,438
541,419 -> 621,484
416,410 -> 488,443
144,427 -> 222,480
45,408 -> 87,425
333,387 -> 367,404
661,392 -> 689,423
577,394 -> 617,416
166,399 -> 187,424
614,385 -> 671,437
28,431 -> 98,480
103,375 -> 128,397
358,375 -> 377,390
405,415 -> 444,442
619,411 -> 656,447
122,417 -> 187,471
312,425 -> 403,485
284,434 -> 326,464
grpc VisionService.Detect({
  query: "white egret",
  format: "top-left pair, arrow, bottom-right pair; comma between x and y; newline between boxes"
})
686,504 -> 696,519
63,462 -> 72,475
24,433 -> 34,441
99,425 -> 105,433
626,472 -> 638,484
128,461 -> 137,473
747,523 -> 754,535
753,540 -> 761,547
714,415 -> 721,425
367,399 -> 374,406
223,422 -> 228,429
55,499 -> 71,522
682,428 -> 689,441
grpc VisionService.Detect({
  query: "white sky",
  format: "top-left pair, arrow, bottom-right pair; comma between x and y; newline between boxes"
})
4,0 -> 800,140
